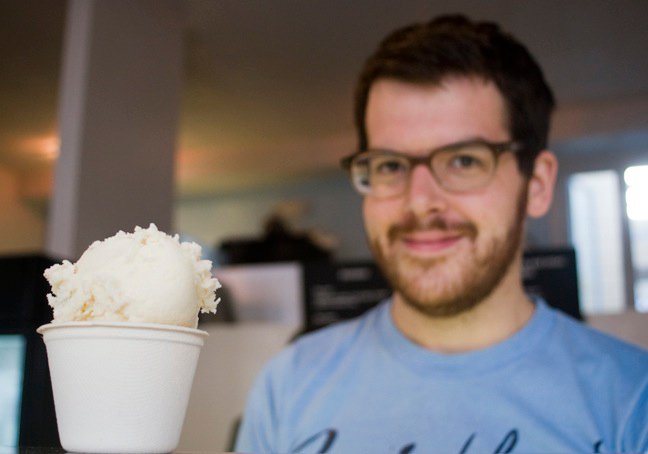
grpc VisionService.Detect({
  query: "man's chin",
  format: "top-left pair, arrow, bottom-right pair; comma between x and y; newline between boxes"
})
388,250 -> 505,318
396,289 -> 483,318
394,250 -> 450,273
376,252 -> 473,316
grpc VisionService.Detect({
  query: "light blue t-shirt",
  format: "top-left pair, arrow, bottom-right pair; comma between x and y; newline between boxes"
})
236,299 -> 648,453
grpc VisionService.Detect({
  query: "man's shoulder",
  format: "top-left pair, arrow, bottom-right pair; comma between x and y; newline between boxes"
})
551,307 -> 648,379
554,308 -> 648,354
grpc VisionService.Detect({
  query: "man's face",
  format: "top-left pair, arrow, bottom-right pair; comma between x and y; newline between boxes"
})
363,77 -> 529,317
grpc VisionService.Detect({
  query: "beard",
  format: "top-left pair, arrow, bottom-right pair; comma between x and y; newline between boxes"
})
369,188 -> 528,318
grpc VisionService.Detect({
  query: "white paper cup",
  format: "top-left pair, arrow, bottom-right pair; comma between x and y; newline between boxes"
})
37,321 -> 208,454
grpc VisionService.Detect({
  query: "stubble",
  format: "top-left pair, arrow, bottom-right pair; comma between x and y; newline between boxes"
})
370,188 -> 528,318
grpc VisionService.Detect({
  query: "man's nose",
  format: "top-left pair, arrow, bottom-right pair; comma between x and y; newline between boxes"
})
405,164 -> 449,216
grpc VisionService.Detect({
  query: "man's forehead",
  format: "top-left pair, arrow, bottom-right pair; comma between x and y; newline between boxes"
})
365,77 -> 509,149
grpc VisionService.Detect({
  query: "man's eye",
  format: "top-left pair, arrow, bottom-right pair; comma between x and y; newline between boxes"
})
449,154 -> 484,169
374,159 -> 406,174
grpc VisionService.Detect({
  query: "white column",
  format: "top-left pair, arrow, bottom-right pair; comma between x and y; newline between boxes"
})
46,0 -> 184,259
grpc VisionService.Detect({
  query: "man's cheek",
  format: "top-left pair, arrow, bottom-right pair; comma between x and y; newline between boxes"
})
364,207 -> 384,236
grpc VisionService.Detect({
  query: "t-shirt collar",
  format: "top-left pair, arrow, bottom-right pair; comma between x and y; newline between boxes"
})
375,296 -> 556,377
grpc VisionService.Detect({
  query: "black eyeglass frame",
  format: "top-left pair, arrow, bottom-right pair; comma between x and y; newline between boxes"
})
340,139 -> 524,195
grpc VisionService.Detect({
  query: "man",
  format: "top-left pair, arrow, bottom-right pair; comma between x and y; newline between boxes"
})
235,15 -> 648,453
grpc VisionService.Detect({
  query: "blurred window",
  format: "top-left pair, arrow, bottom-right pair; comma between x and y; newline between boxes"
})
568,171 -> 625,314
625,165 -> 648,312
569,164 -> 648,314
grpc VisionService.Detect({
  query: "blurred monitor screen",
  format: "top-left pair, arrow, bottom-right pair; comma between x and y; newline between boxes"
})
0,334 -> 26,447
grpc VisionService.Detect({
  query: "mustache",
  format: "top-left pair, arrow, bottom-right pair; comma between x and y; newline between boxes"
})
387,215 -> 477,242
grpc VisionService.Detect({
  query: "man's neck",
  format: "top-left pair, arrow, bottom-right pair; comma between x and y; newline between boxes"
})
390,270 -> 535,354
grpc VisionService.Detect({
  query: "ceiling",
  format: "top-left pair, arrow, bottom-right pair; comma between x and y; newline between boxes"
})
2,0 -> 648,200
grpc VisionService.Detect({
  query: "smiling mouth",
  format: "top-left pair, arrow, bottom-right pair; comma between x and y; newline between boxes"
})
399,232 -> 466,254
387,216 -> 477,256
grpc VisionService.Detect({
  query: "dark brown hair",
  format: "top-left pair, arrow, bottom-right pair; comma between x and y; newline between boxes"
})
354,15 -> 555,177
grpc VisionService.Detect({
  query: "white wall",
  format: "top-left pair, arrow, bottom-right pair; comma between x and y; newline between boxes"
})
179,322 -> 297,452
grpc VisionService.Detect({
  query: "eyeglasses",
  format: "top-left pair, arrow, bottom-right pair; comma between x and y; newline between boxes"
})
341,139 -> 522,198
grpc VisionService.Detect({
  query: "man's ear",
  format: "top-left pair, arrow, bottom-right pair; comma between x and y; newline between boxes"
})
526,150 -> 558,218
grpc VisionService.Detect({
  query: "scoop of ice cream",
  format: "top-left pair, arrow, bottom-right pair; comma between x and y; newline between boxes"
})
44,224 -> 220,328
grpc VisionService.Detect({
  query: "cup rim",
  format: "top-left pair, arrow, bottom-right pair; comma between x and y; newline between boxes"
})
36,321 -> 209,337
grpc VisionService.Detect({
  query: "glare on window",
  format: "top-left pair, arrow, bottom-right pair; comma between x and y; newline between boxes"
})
625,165 -> 648,221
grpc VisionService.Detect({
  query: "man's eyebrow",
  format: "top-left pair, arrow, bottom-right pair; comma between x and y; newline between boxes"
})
367,136 -> 496,154
436,136 -> 494,148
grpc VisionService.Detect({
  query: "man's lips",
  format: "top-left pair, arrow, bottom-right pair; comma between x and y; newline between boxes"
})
398,231 -> 466,253
387,216 -> 478,255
